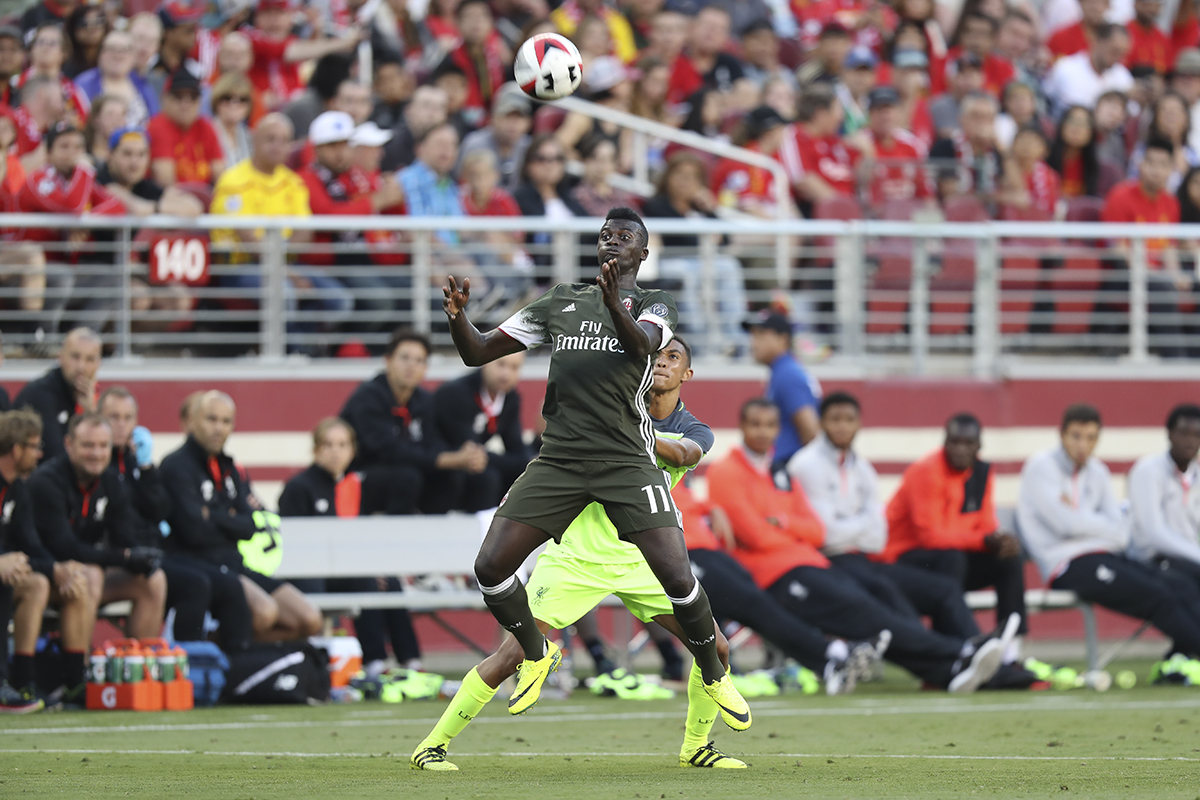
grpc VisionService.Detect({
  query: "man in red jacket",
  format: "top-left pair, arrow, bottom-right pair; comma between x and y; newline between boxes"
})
883,413 -> 1027,643
707,398 -> 1013,692
16,123 -> 125,243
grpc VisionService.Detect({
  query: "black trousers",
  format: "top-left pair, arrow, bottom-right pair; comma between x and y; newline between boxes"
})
360,465 -> 424,515
898,548 -> 1027,634
830,553 -> 982,639
689,548 -> 829,673
767,565 -> 966,687
163,556 -> 254,650
290,576 -> 421,664
1053,553 -> 1200,657
0,582 -> 11,684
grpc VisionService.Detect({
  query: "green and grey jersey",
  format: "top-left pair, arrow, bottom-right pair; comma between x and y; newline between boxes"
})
497,282 -> 678,465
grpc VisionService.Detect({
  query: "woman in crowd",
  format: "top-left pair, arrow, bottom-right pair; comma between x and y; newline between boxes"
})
513,133 -> 587,268
1000,125 -> 1061,218
995,81 -> 1045,152
18,22 -> 90,126
628,56 -> 674,175
460,148 -> 533,300
1127,92 -> 1200,192
569,133 -> 639,216
82,93 -> 128,166
64,3 -> 108,78
556,55 -> 632,171
1047,105 -> 1100,199
574,14 -> 614,72
74,30 -> 158,128
211,74 -> 254,167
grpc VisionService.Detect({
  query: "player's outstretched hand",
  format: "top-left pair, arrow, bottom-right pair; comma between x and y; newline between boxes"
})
443,276 -> 471,320
597,259 -> 621,308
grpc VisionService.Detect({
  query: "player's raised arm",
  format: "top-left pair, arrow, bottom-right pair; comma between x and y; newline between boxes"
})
597,260 -> 661,360
655,435 -> 703,469
443,276 -> 527,366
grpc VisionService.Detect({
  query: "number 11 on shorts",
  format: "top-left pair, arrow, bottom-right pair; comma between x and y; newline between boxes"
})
641,483 -> 671,513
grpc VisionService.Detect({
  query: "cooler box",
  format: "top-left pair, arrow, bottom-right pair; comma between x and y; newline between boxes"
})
310,636 -> 363,687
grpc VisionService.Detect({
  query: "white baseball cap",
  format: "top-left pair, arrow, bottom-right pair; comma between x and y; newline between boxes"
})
309,111 -> 356,145
350,121 -> 394,147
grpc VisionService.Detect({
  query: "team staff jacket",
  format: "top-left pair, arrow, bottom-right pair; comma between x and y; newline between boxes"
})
706,447 -> 829,590
278,465 -> 363,518
0,474 -> 57,579
340,374 -> 446,473
881,449 -> 998,562
13,367 -> 86,464
433,370 -> 534,476
108,446 -> 171,546
672,479 -> 723,552
26,454 -> 135,567
158,435 -> 256,562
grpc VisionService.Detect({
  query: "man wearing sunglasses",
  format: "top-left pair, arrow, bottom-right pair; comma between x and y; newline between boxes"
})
146,67 -> 224,187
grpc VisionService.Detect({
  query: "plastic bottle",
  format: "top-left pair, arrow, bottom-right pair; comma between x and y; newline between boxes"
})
174,647 -> 189,680
107,645 -> 124,685
124,643 -> 146,683
89,649 -> 107,684
159,650 -> 177,682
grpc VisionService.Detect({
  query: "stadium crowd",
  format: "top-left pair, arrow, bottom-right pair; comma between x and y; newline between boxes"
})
1,0 -> 1199,351
3,321 -> 1200,712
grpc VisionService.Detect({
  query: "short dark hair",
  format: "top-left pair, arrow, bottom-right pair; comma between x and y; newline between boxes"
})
796,85 -> 836,122
740,397 -> 778,422
385,328 -> 432,358
665,335 -> 692,368
820,391 -> 861,418
414,120 -> 458,146
604,206 -> 648,248
0,409 -> 43,456
962,11 -> 998,32
946,412 -> 982,432
1167,403 -> 1200,432
1144,135 -> 1176,159
98,385 -> 137,413
1094,22 -> 1128,42
66,411 -> 111,439
456,0 -> 490,16
1061,403 -> 1102,430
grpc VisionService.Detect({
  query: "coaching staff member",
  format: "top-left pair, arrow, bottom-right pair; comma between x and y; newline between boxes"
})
13,328 -> 102,464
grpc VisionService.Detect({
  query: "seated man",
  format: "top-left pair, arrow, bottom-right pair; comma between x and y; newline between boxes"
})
13,327 -> 101,464
159,391 -> 321,642
882,413 -> 1027,648
1021,404 -> 1200,671
27,413 -> 167,643
0,410 -> 90,711
99,387 -> 253,651
279,418 -> 421,675
433,352 -> 536,512
339,329 -> 488,514
1129,403 -> 1200,588
708,399 -> 1013,693
790,392 -> 981,640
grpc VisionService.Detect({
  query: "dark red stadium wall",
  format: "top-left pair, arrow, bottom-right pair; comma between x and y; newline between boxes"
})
5,375 -> 1198,431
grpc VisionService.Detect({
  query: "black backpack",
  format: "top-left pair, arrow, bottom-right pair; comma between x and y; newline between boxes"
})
222,642 -> 330,705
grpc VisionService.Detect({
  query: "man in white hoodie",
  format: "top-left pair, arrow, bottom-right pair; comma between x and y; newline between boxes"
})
1128,403 -> 1200,584
1019,404 -> 1200,663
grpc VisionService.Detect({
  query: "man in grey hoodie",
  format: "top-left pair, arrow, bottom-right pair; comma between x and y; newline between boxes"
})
1018,404 -> 1200,658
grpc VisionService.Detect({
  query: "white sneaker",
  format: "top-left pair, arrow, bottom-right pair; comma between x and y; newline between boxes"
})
948,638 -> 1004,693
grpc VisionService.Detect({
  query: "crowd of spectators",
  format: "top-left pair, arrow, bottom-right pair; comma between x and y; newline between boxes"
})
3,0 -> 1200,353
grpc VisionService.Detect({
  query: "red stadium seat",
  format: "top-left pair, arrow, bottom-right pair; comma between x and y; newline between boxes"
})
533,105 -> 567,134
865,199 -> 924,334
998,206 -> 1054,334
931,196 -> 988,334
1052,197 -> 1107,334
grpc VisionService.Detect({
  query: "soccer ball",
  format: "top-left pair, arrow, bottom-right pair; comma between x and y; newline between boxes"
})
514,33 -> 584,101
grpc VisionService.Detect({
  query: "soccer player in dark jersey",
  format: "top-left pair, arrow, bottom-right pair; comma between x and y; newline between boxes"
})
441,207 -> 750,726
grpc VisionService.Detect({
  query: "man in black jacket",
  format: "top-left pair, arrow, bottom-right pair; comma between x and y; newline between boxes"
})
100,387 -> 254,650
340,329 -> 488,514
28,412 -> 167,645
433,352 -> 536,511
13,328 -> 102,464
0,410 -> 91,711
159,391 -> 322,642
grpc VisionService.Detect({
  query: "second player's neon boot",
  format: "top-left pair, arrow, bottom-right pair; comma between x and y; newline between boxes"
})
508,640 -> 562,715
410,744 -> 459,771
680,741 -> 748,768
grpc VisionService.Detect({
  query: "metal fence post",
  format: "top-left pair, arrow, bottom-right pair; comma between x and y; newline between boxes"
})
552,230 -> 576,285
972,235 -> 999,378
698,233 -> 719,355
774,232 -> 789,288
261,228 -> 286,360
115,224 -> 134,360
1129,238 -> 1149,362
632,131 -> 648,187
413,230 -> 433,336
833,225 -> 865,357
909,237 -> 930,375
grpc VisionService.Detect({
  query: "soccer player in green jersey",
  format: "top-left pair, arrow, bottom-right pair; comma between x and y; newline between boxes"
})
442,208 -> 749,726
413,336 -> 745,771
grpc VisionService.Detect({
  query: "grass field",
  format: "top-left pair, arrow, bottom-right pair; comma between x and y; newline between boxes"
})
3,661 -> 1200,799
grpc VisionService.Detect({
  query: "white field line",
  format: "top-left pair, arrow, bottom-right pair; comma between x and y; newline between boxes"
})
0,748 -> 1197,763
5,697 -> 1200,737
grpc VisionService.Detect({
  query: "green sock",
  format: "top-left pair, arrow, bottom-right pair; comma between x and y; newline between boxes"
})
418,667 -> 497,750
682,661 -> 720,753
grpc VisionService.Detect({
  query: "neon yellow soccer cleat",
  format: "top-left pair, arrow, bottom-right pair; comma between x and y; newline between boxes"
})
410,744 -> 458,771
508,640 -> 562,715
680,741 -> 748,768
702,674 -> 752,731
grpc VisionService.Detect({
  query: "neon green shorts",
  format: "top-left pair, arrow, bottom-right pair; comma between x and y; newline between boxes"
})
524,552 -> 673,630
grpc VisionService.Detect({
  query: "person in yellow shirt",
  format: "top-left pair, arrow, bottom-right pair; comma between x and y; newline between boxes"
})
550,0 -> 638,64
210,113 -> 352,351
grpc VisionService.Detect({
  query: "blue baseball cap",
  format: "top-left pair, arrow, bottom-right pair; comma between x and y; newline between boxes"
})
845,46 -> 878,70
109,127 -> 149,152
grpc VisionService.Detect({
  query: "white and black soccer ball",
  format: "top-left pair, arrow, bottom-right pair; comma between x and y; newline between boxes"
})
514,32 -> 584,101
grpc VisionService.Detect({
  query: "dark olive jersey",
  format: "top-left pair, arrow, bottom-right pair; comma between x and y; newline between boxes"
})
498,282 -> 678,465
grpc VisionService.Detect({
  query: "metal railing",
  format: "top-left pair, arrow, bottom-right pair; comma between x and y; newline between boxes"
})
2,213 -> 1198,375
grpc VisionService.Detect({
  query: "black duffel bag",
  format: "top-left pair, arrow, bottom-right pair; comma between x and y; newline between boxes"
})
222,642 -> 330,705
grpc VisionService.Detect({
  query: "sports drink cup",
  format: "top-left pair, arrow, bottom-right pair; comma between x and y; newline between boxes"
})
89,651 -> 107,684
124,653 -> 146,683
145,652 -> 159,681
159,652 -> 177,683
174,648 -> 189,680
107,652 -> 124,684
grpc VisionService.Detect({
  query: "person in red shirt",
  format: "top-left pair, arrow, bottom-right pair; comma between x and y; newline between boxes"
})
891,48 -> 936,148
644,9 -> 701,107
882,413 -> 1027,640
861,85 -> 934,207
936,11 -> 1015,96
1047,105 -> 1101,198
1046,0 -> 1109,59
708,398 -> 1010,692
778,85 -> 860,206
16,22 -> 89,126
1126,0 -> 1174,74
16,123 -> 126,244
245,0 -> 362,111
12,75 -> 66,172
146,67 -> 224,186
438,0 -> 506,130
711,105 -> 794,217
1000,126 -> 1061,217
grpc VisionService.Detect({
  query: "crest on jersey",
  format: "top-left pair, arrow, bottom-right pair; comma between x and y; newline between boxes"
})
95,497 -> 108,520
623,297 -> 633,310
201,480 -> 214,501
225,475 -> 237,498
648,302 -> 669,318
472,412 -> 488,436
2,500 -> 14,524
58,410 -> 69,424
409,419 -> 423,441
315,498 -> 329,513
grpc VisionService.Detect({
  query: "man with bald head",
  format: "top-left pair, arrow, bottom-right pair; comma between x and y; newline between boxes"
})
14,328 -> 102,464
211,113 -> 352,351
159,391 -> 322,642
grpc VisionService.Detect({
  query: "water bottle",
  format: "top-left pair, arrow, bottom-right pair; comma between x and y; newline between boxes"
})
107,648 -> 124,685
124,645 -> 146,683
174,647 -> 189,680
145,651 -> 159,681
89,649 -> 107,684
159,651 -> 177,683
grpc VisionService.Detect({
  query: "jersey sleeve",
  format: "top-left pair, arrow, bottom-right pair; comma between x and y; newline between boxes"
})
497,286 -> 556,349
635,290 -> 677,345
